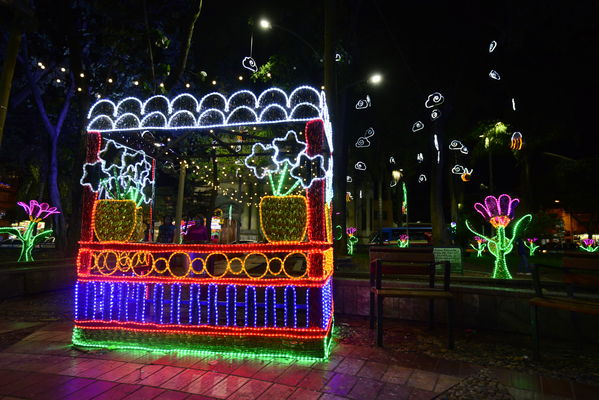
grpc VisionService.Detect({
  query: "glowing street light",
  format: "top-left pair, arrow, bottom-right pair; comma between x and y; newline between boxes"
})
369,73 -> 383,85
259,19 -> 272,30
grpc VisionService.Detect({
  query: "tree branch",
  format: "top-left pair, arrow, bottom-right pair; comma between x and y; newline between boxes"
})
165,0 -> 203,90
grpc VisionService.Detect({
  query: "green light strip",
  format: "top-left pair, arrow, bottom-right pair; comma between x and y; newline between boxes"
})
72,327 -> 334,362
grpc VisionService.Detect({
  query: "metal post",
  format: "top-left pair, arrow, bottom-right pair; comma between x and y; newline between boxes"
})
173,161 -> 187,243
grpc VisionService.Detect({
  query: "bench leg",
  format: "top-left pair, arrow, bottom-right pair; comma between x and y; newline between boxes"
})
369,291 -> 375,329
376,295 -> 384,347
428,299 -> 435,329
570,311 -> 582,349
447,299 -> 454,350
530,304 -> 540,360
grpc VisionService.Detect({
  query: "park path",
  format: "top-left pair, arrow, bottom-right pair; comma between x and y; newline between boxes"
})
0,320 -> 596,399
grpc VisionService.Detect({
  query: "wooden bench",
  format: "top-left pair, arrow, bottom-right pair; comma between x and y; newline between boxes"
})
530,255 -> 599,360
369,246 -> 454,348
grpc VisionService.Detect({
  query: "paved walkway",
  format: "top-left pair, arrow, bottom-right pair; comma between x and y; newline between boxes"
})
0,321 -> 596,400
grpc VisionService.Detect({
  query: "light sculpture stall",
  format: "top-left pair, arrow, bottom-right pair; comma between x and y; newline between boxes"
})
74,86 -> 334,360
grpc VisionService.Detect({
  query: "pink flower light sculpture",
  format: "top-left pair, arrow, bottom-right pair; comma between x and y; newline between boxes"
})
580,238 -> 598,252
474,194 -> 520,228
0,200 -> 60,262
17,200 -> 60,222
467,194 -> 532,279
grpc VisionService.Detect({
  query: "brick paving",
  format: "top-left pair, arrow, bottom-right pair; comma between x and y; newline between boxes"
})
0,321 -> 596,399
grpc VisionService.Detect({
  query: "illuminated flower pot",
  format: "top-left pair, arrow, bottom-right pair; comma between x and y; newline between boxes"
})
94,199 -> 141,242
259,195 -> 307,242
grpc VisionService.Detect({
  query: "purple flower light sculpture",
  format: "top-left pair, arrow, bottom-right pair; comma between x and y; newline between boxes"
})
0,200 -> 60,262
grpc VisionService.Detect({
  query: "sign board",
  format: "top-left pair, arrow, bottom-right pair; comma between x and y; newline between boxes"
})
433,247 -> 463,274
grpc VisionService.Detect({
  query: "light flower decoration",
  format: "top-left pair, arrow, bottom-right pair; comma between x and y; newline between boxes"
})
580,238 -> 598,253
397,234 -> 409,248
80,139 -> 154,206
245,130 -> 327,196
346,227 -> 359,255
470,235 -> 487,257
0,200 -> 60,262
466,194 -> 532,279
524,237 -> 540,256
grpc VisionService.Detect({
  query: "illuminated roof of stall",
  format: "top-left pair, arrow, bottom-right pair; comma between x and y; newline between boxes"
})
86,86 -> 329,133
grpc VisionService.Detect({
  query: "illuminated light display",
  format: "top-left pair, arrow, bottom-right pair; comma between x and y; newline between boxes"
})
417,153 -> 424,163
346,176 -> 352,183
489,40 -> 497,53
242,56 -> 258,72
259,195 -> 308,242
389,157 -> 395,164
580,238 -> 598,253
81,139 -> 154,206
418,174 -> 427,183
451,165 -> 473,175
346,191 -> 353,202
449,140 -> 464,151
434,134 -> 440,164
401,182 -> 408,215
524,237 -> 539,256
397,234 -> 409,248
430,109 -> 441,120
489,70 -> 501,80
346,227 -> 359,255
510,131 -> 523,151
512,98 -> 516,111
355,161 -> 367,171
461,172 -> 472,182
355,95 -> 371,109
425,92 -> 444,108
412,121 -> 424,132
470,236 -> 487,257
0,200 -> 60,262
466,194 -> 532,279
460,146 -> 469,155
87,86 -> 325,132
78,87 -> 334,359
355,127 -> 374,148
355,137 -> 370,148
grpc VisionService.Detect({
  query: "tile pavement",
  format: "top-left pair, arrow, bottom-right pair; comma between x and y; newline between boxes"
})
0,321 -> 596,399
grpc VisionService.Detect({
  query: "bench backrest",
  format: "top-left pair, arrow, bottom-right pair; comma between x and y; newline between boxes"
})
532,254 -> 599,297
369,246 -> 450,291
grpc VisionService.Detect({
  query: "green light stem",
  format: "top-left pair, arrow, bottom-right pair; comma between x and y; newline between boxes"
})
524,242 -> 539,256
276,163 -> 289,196
492,226 -> 512,279
280,180 -> 300,196
347,236 -> 358,255
0,223 -> 53,262
580,245 -> 599,253
470,242 -> 486,257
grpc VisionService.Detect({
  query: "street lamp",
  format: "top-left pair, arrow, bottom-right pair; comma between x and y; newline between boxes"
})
259,19 -> 272,30
369,73 -> 383,85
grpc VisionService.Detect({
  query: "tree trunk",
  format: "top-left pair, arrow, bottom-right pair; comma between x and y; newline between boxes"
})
430,130 -> 449,246
49,134 -> 67,251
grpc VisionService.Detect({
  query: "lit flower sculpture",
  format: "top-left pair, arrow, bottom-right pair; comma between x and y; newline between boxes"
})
397,234 -> 409,248
0,200 -> 60,262
346,227 -> 359,255
470,236 -> 487,257
580,238 -> 598,253
466,194 -> 532,279
524,237 -> 540,256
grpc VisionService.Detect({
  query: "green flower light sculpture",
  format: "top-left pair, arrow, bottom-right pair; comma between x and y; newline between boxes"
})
466,194 -> 531,279
397,234 -> 409,248
470,236 -> 487,257
524,237 -> 540,256
0,200 -> 60,262
580,239 -> 598,252
346,227 -> 358,255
